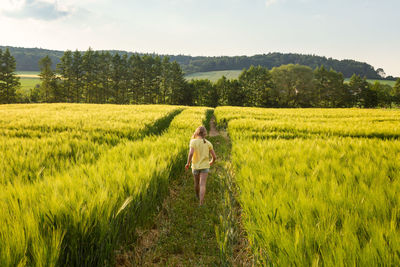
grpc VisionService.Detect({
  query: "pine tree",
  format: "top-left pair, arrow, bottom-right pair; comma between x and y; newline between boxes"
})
57,50 -> 73,102
151,56 -> 162,104
128,55 -> 144,104
215,76 -> 229,106
142,55 -> 155,104
160,57 -> 172,104
111,53 -> 122,103
91,51 -> 102,103
170,61 -> 189,105
72,50 -> 83,102
120,54 -> 130,104
98,52 -> 112,103
39,55 -> 57,102
0,48 -> 20,103
82,48 -> 95,103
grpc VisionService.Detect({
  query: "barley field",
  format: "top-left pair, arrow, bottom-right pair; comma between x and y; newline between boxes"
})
215,107 -> 400,266
2,104 -> 399,266
0,104 -> 211,266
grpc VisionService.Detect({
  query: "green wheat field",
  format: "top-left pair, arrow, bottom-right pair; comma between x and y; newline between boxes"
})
0,104 -> 399,266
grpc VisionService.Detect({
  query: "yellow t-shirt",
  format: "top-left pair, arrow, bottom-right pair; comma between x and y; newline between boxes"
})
190,138 -> 213,170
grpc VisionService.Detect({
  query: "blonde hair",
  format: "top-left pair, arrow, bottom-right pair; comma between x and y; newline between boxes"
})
192,126 -> 207,143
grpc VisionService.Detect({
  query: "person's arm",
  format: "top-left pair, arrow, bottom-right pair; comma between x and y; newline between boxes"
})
185,147 -> 194,170
209,149 -> 217,166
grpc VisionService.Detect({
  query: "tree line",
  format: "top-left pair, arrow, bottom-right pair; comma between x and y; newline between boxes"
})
200,65 -> 400,108
1,47 -> 400,108
3,46 -> 397,80
35,48 -> 189,104
179,53 -> 397,80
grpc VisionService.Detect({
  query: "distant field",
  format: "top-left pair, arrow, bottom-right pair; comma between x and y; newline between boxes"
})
15,71 -> 41,95
344,78 -> 396,86
16,71 -> 40,77
186,71 -> 397,86
18,77 -> 41,95
366,79 -> 396,86
185,70 -> 242,82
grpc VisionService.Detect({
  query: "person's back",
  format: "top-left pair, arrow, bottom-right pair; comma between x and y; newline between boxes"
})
185,126 -> 217,206
190,138 -> 213,170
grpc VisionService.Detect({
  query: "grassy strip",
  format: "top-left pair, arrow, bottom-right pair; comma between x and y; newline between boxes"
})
213,132 -> 254,266
129,116 -> 253,266
130,135 -> 224,266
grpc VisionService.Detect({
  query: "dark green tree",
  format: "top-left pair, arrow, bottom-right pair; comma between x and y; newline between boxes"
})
110,53 -> 123,103
128,54 -> 144,104
82,48 -> 96,103
238,66 -> 275,107
141,55 -> 155,104
270,64 -> 314,107
393,78 -> 400,106
313,66 -> 347,107
215,76 -> 230,106
57,50 -> 73,102
120,54 -> 130,104
98,52 -> 112,103
227,79 -> 245,106
71,50 -> 83,102
348,74 -> 376,107
39,55 -> 58,102
170,61 -> 189,105
190,79 -> 218,107
0,48 -> 20,103
347,74 -> 364,107
371,82 -> 393,108
215,76 -> 246,106
29,86 -> 41,103
151,56 -> 162,104
160,56 -> 172,104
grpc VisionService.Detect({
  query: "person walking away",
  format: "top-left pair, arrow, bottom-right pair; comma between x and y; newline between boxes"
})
185,126 -> 217,206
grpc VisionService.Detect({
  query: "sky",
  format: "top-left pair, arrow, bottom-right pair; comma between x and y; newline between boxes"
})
0,0 -> 399,76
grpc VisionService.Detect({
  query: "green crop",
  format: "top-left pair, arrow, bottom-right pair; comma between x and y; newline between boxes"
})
215,106 -> 400,266
0,104 -> 210,266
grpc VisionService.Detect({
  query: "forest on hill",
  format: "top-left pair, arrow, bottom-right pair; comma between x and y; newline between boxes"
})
1,45 -> 396,80
2,46 -> 400,108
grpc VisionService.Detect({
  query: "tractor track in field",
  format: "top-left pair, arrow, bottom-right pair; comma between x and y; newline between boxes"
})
116,116 -> 251,266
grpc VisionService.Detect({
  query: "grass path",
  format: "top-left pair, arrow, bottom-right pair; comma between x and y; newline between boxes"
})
116,118 -> 239,266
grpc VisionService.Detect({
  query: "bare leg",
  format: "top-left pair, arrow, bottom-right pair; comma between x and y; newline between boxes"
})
193,173 -> 200,199
199,172 -> 208,206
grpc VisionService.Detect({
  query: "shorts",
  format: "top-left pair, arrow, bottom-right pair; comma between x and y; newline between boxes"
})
192,168 -> 210,176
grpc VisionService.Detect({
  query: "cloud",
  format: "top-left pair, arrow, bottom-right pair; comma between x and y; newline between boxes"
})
265,0 -> 279,7
1,0 -> 71,20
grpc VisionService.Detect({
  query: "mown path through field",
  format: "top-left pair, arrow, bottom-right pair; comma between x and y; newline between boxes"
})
116,116 -> 247,266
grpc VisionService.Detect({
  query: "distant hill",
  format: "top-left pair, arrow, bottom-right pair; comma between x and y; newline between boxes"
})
0,45 -> 395,79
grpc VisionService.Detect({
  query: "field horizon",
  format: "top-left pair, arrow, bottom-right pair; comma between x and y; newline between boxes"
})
15,70 -> 397,97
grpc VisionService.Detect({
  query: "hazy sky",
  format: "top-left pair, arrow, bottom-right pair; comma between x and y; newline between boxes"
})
0,0 -> 399,76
